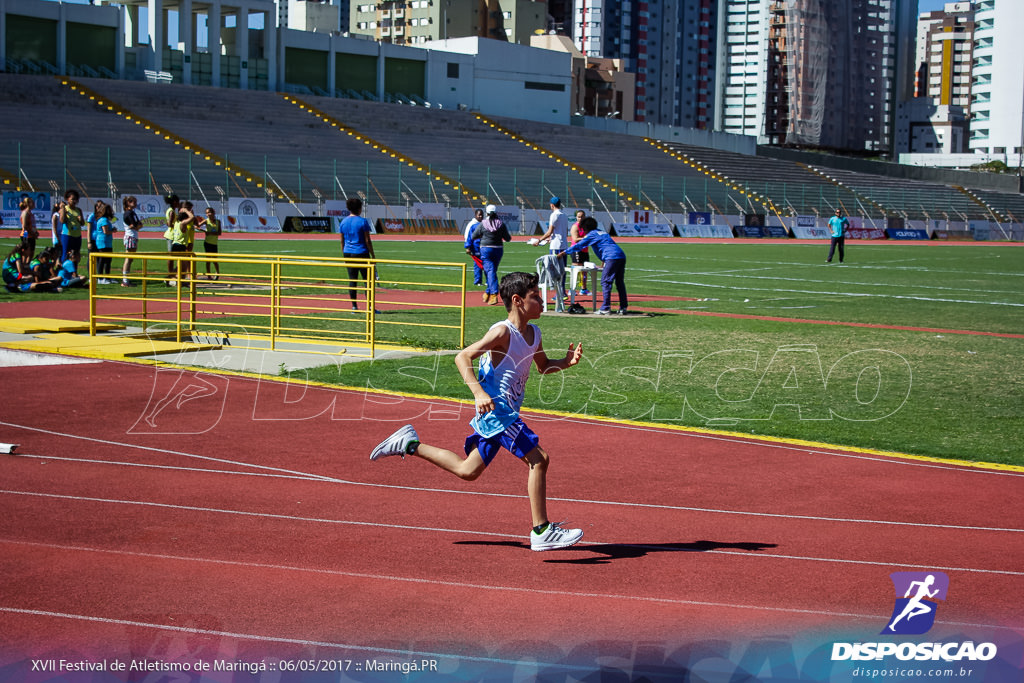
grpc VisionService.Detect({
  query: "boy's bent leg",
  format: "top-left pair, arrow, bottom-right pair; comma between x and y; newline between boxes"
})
369,424 -> 486,480
416,444 -> 486,481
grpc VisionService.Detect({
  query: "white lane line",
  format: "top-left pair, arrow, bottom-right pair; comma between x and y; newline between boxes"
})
4,483 -> 1023,534
4,491 -> 1019,577
10,454 -> 326,482
645,279 -> 1024,307
9,453 -> 1022,535
0,420 -> 337,482
3,542 -> 1021,627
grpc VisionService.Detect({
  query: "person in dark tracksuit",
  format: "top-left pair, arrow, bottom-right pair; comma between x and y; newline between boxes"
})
559,216 -> 627,315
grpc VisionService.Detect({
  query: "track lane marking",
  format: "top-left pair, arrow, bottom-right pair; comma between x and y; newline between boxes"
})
2,542 -> 1022,624
2,490 -> 1022,561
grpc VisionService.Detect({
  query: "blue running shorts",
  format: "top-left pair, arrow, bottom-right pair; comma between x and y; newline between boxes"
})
465,418 -> 540,466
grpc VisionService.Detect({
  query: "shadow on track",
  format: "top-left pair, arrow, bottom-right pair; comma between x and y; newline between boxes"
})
454,539 -> 777,564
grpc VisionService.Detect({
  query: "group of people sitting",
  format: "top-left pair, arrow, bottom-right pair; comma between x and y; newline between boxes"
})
2,242 -> 86,293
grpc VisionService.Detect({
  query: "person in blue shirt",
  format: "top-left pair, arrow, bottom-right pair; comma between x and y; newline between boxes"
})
338,196 -> 376,311
826,208 -> 849,264
463,208 -> 485,286
58,249 -> 87,289
559,216 -> 628,315
93,202 -> 117,284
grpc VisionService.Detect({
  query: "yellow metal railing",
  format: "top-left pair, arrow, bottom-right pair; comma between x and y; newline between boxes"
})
86,251 -> 467,358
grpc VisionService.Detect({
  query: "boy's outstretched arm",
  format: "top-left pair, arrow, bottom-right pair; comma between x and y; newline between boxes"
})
535,342 -> 583,374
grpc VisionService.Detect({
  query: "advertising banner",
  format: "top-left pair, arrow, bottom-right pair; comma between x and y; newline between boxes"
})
886,228 -> 931,240
847,227 -> 888,240
677,224 -> 735,238
412,203 -> 446,221
792,225 -> 831,239
375,218 -> 459,235
281,216 -> 332,233
1,190 -> 51,230
228,197 -> 270,220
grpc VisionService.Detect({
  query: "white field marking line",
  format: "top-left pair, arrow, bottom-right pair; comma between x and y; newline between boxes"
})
5,421 -> 1022,532
6,537 -> 1022,578
6,394 -> 1021,512
646,279 -> 1024,307
651,253 -> 1024,277
8,444 -> 1024,532
524,413 -> 1024,479
10,454 -> 326,483
683,271 -> 1024,298
10,450 -> 1024,533
3,541 -> 1022,629
0,608 -> 545,671
3,486 -> 1023,549
0,420 -> 337,483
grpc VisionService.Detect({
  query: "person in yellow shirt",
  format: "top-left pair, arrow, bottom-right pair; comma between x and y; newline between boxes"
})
199,206 -> 222,280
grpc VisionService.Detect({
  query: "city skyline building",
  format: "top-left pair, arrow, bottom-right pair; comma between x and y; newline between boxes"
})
968,0 -> 1023,162
349,0 -> 546,46
571,0 -> 719,128
716,0 -> 917,155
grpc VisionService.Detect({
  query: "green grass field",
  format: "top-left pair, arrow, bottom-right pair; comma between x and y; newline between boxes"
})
4,236 -> 1023,467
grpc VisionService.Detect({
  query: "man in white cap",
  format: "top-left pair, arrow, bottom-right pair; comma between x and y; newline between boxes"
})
535,196 -> 569,299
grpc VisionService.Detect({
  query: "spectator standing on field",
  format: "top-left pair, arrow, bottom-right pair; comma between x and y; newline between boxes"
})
20,197 -> 38,262
535,197 -> 569,298
471,204 -> 512,306
199,206 -> 222,280
94,202 -> 117,284
560,216 -> 628,315
569,209 -> 590,295
827,208 -> 849,264
338,196 -> 376,311
121,196 -> 142,286
59,190 -> 85,264
463,208 -> 485,286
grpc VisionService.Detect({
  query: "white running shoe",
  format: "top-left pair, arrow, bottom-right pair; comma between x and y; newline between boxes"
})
530,522 -> 584,551
370,424 -> 419,461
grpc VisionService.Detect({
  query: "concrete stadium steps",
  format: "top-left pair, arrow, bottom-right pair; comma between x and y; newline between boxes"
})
0,73 -> 175,194
294,94 -> 589,204
487,116 -> 736,213
973,188 -> 1024,222
0,73 -> 1016,220
660,142 -> 870,218
811,166 -> 986,221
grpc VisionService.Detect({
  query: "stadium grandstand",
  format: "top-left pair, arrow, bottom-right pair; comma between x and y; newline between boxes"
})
1,72 -> 1022,228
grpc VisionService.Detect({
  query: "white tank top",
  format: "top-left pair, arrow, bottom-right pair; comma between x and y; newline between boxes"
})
471,320 -> 540,437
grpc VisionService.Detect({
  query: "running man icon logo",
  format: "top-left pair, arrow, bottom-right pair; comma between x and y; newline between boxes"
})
882,572 -> 949,635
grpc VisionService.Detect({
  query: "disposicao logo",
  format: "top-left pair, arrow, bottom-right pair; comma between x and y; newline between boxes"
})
831,571 -> 998,663
882,571 -> 949,635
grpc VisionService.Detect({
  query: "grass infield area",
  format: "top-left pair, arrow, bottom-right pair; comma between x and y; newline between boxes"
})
4,236 -> 1022,468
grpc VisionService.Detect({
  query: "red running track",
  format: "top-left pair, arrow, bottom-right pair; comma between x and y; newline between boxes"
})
0,357 -> 1022,681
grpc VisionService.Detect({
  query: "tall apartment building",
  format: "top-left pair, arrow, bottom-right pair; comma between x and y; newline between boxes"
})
968,0 -> 1024,159
916,2 -> 974,110
283,0 -> 351,33
572,0 -> 719,128
717,0 -> 916,154
349,0 -> 546,46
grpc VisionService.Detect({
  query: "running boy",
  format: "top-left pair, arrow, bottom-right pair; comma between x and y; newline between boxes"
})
369,271 -> 585,551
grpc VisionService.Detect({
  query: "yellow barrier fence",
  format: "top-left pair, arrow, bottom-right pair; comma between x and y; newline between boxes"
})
86,251 -> 468,359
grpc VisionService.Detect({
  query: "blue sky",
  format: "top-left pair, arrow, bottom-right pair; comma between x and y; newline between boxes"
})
918,0 -> 951,13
